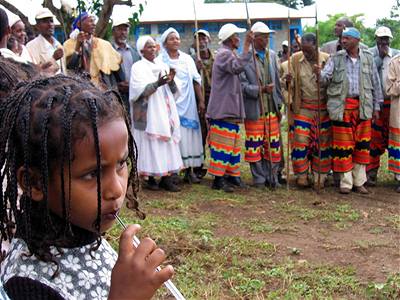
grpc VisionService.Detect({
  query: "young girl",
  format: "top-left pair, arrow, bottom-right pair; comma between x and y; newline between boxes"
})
0,75 -> 174,299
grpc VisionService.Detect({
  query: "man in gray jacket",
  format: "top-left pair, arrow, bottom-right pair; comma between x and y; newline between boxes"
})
111,16 -> 141,114
367,26 -> 400,185
206,23 -> 253,192
240,22 -> 283,188
321,27 -> 383,194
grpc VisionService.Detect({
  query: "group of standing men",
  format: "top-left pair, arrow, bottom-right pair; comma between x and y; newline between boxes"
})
1,7 -> 399,194
200,17 -> 400,194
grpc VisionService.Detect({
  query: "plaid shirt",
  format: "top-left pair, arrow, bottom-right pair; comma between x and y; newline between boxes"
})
322,51 -> 383,111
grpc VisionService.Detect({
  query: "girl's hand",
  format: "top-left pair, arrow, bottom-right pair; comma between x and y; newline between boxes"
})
109,224 -> 174,300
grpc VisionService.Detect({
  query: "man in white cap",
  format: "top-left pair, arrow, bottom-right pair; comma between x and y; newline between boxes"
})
111,16 -> 140,113
240,21 -> 283,188
26,8 -> 65,75
206,23 -> 253,192
189,28 -> 214,178
279,40 -> 289,63
366,26 -> 400,186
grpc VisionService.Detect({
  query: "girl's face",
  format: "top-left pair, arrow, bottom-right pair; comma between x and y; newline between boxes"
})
47,118 -> 129,233
165,32 -> 180,52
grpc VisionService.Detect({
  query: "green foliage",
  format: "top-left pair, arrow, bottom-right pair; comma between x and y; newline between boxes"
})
304,13 -> 375,48
305,1 -> 400,50
366,273 -> 400,299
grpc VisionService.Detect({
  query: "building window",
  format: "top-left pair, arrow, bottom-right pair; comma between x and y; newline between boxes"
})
134,24 -> 151,36
158,23 -> 185,34
267,20 -> 282,30
207,22 -> 221,33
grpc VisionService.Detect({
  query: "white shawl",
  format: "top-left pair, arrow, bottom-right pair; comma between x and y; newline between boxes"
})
129,58 -> 181,143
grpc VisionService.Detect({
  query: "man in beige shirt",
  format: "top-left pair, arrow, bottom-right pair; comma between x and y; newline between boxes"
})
385,53 -> 400,193
285,33 -> 331,190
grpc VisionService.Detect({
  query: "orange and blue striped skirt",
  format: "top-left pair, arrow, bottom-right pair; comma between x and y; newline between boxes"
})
331,98 -> 371,173
291,103 -> 332,175
208,120 -> 241,177
388,126 -> 400,175
368,99 -> 391,171
244,112 -> 281,163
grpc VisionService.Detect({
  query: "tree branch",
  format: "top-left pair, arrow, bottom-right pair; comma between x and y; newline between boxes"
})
0,0 -> 34,33
95,0 -> 134,38
114,0 -> 133,5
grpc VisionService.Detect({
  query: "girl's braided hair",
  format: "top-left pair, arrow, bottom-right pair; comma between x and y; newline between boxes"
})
0,55 -> 38,101
0,74 -> 144,275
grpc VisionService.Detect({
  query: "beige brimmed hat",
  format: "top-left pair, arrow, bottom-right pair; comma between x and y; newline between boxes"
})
251,21 -> 275,34
112,16 -> 130,28
375,26 -> 393,38
218,23 -> 246,43
35,8 -> 54,20
194,29 -> 211,40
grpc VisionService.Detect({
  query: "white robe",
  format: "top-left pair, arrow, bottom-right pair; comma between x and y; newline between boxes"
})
129,58 -> 183,176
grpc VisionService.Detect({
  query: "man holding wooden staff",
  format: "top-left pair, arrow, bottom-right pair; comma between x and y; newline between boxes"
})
285,33 -> 331,190
240,21 -> 283,188
206,23 -> 253,192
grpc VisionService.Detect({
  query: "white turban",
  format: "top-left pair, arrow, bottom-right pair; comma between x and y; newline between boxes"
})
136,35 -> 155,57
160,27 -> 180,46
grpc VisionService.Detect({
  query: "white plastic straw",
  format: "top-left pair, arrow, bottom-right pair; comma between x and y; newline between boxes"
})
115,215 -> 186,300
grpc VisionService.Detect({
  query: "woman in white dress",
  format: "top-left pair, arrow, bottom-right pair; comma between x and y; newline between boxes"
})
129,35 -> 183,192
158,28 -> 205,184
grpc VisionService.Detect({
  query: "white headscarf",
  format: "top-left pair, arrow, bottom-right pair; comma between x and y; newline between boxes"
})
136,35 -> 155,57
160,27 -> 180,49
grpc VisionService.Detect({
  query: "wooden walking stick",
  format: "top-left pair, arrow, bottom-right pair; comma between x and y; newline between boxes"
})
244,0 -> 274,188
192,0 -> 206,98
315,4 -> 322,193
286,8 -> 291,190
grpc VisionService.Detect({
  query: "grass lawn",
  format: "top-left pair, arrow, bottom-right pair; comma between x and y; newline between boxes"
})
107,137 -> 400,299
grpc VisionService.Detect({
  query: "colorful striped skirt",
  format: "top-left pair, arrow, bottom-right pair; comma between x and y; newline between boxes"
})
331,98 -> 371,173
291,106 -> 332,175
388,126 -> 400,175
244,112 -> 281,163
208,119 -> 241,177
367,99 -> 391,171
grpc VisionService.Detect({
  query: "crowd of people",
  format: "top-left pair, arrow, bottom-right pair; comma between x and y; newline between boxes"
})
0,6 -> 399,299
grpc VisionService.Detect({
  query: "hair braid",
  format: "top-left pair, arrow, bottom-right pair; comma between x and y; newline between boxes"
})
0,74 -> 144,273
85,97 -> 102,237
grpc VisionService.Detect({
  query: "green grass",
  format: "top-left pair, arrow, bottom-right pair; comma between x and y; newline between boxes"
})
106,122 -> 399,299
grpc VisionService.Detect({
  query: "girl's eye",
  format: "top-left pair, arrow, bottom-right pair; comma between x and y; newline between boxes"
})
117,158 -> 128,171
81,169 -> 99,181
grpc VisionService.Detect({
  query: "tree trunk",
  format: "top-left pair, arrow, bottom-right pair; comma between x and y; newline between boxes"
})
95,0 -> 133,38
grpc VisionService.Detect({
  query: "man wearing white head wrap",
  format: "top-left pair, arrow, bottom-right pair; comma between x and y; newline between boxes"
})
129,35 -> 183,192
157,27 -> 205,184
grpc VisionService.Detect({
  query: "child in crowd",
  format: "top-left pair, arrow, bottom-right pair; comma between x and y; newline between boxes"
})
0,75 -> 174,299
